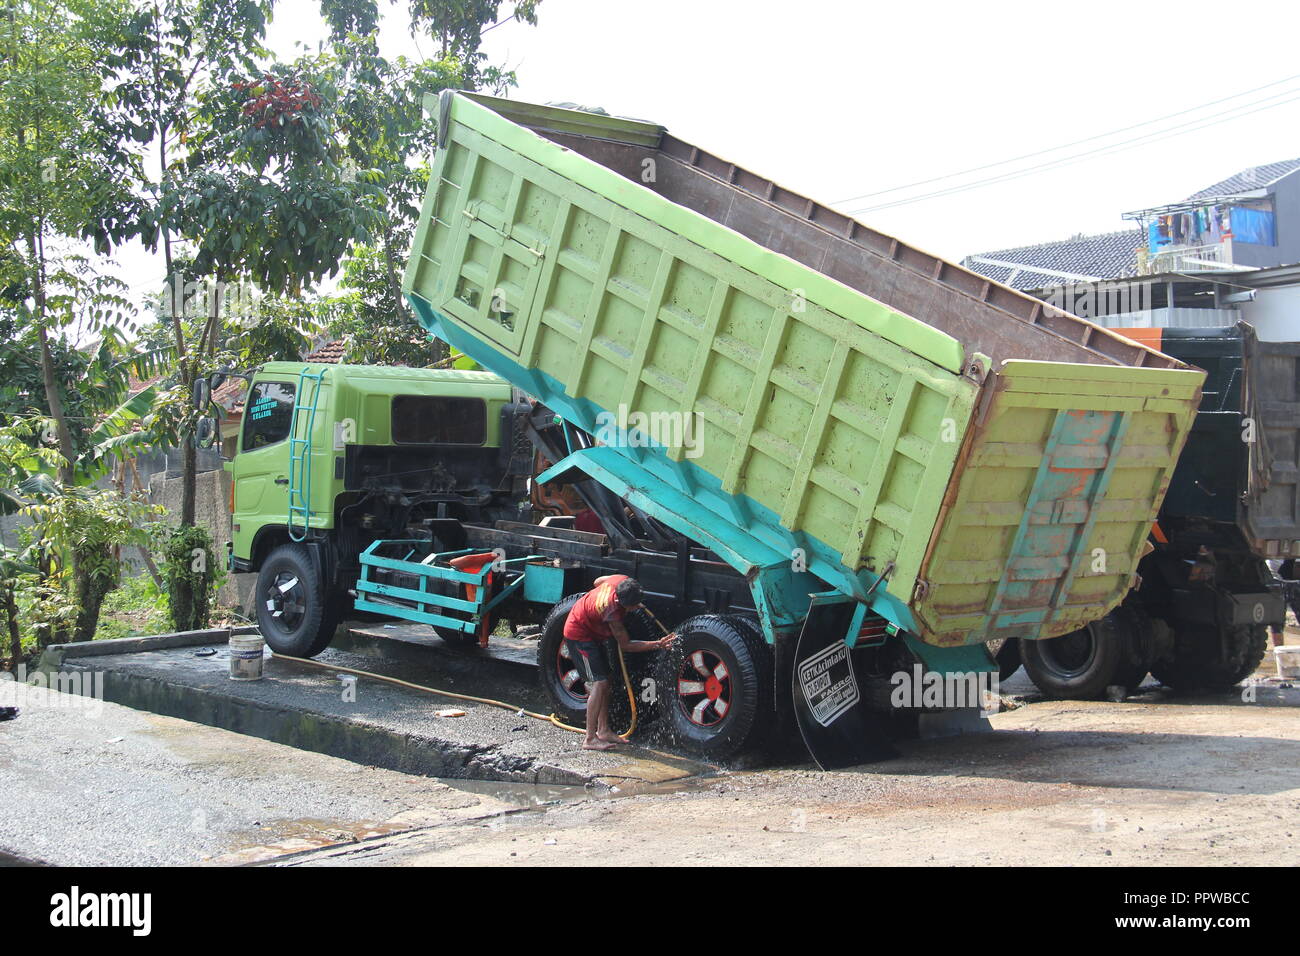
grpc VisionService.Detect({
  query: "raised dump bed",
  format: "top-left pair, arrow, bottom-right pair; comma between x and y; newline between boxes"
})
404,91 -> 1206,649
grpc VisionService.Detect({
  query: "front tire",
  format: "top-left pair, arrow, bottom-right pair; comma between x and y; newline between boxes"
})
654,614 -> 773,761
256,544 -> 340,658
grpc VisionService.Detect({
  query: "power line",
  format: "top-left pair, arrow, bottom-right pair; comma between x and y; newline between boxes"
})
833,71 -> 1300,207
846,86 -> 1300,215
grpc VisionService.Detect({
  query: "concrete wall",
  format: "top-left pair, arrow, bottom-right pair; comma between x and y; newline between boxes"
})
1243,285 -> 1300,343
148,466 -> 255,614
1233,174 -> 1300,270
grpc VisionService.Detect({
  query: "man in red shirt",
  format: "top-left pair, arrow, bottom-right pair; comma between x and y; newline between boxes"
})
563,574 -> 675,750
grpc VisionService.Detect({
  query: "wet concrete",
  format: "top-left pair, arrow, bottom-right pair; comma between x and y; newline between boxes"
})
44,634 -> 711,789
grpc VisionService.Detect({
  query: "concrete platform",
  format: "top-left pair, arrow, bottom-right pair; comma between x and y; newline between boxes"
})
35,628 -> 712,790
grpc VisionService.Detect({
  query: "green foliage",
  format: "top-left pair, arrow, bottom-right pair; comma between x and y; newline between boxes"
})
22,486 -> 162,643
97,572 -> 170,640
403,0 -> 541,89
159,523 -> 217,632
323,244 -> 444,366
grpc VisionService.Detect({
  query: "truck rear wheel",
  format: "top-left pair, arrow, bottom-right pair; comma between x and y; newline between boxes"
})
1150,624 -> 1268,693
256,544 -> 340,658
535,594 -> 655,730
654,614 -> 773,761
1021,608 -> 1148,700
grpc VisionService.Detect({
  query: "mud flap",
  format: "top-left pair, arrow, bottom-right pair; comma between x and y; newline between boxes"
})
792,596 -> 899,769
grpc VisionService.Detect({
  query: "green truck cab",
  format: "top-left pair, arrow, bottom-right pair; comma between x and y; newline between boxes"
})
223,361 -> 530,655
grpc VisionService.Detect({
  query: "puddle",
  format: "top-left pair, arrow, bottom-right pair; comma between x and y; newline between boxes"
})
436,777 -> 591,808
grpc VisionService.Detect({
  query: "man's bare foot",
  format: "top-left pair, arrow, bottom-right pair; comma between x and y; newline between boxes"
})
596,732 -> 624,746
583,738 -> 617,751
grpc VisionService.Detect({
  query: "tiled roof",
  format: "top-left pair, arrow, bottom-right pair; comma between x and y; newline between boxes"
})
305,339 -> 347,363
961,228 -> 1144,290
1186,159 -> 1300,201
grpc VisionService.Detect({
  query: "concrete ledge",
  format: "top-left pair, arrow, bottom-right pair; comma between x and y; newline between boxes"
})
35,626 -> 259,675
48,642 -> 708,788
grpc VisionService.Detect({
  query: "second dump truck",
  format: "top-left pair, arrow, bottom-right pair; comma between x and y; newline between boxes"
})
219,93 -> 1207,765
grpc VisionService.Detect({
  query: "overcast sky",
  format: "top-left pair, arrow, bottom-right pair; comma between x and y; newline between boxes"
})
115,0 -> 1300,306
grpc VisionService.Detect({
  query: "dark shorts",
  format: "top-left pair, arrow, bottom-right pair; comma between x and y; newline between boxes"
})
565,639 -> 611,685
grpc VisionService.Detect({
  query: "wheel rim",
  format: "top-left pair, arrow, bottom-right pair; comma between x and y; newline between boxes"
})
264,571 -> 306,634
677,649 -> 732,727
1038,626 -> 1097,678
556,642 -> 589,703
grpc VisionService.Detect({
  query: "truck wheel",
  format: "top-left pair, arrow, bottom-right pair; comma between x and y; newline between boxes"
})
986,638 -> 1022,682
1021,608 -> 1148,700
256,544 -> 340,658
654,614 -> 773,761
1150,624 -> 1268,693
535,594 -> 654,730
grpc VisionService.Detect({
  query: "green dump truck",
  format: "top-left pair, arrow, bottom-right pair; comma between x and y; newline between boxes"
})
216,92 -> 1207,765
1013,324 -> 1300,698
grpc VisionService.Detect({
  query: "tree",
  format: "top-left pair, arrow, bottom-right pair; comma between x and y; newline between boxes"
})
100,0 -> 274,527
0,0 -> 140,483
323,243 -> 441,366
23,484 -> 160,643
403,0 -> 540,90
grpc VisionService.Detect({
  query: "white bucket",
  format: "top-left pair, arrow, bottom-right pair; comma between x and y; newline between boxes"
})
1274,645 -> 1300,680
229,633 -> 266,681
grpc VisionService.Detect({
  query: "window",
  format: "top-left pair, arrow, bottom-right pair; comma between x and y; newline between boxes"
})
392,396 -> 487,445
243,381 -> 296,451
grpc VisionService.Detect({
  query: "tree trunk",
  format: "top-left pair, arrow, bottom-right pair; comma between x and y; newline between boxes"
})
26,230 -> 76,485
3,586 -> 20,666
73,559 -> 112,644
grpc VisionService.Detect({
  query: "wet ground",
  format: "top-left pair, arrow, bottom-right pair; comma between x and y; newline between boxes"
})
3,625 -> 1296,866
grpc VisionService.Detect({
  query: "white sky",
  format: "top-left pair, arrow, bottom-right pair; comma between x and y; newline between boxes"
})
114,0 -> 1300,307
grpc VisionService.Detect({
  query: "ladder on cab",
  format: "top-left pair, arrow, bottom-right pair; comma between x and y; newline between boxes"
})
287,366 -> 328,542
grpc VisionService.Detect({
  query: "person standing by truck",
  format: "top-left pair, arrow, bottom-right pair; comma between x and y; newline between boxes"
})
563,575 -> 674,750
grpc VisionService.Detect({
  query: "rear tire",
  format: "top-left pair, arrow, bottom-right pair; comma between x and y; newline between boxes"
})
256,544 -> 340,658
1021,608 -> 1148,700
654,614 -> 773,761
1151,624 -> 1268,692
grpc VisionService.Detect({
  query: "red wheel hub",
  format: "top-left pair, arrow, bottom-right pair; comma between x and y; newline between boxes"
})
704,674 -> 723,700
677,649 -> 732,727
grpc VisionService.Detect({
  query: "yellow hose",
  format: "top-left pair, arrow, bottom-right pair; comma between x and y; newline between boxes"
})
274,641 -> 640,739
273,605 -> 672,743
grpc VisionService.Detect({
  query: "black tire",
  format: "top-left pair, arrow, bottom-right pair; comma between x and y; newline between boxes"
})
255,544 -> 341,658
987,638 -> 1022,683
1151,624 -> 1268,693
535,594 -> 656,731
433,571 -> 498,646
1021,608 -> 1148,700
654,614 -> 773,761
435,627 -> 483,647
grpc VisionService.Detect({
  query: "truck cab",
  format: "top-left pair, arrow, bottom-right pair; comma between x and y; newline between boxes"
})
223,361 -> 530,655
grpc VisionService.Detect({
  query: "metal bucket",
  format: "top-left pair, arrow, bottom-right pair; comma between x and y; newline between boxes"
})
229,632 -> 266,681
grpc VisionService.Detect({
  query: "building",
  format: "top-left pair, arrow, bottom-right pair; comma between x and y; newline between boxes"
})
961,159 -> 1300,340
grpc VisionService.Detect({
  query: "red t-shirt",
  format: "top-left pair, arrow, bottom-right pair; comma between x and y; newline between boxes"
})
563,575 -> 630,643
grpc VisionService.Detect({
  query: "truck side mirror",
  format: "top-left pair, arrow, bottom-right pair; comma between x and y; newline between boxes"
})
195,416 -> 218,449
208,371 -> 227,391
192,378 -> 211,411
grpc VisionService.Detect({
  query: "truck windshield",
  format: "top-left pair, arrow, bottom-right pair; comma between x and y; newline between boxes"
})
391,395 -> 487,445
243,381 -> 296,450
